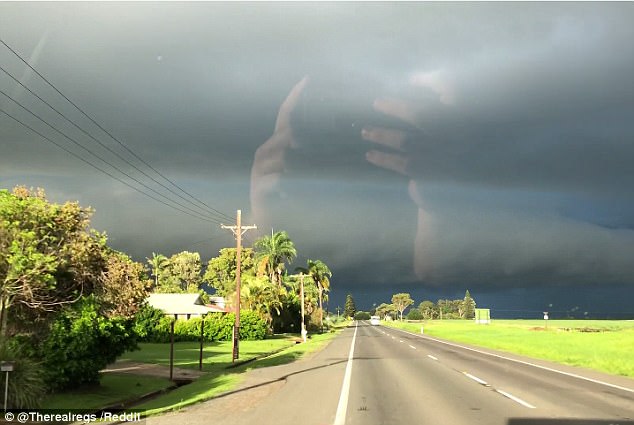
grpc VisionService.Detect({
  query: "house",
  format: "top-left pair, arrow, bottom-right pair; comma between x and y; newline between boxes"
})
147,293 -> 227,320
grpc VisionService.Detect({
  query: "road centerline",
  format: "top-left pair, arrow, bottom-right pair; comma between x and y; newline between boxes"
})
463,371 -> 489,386
496,389 -> 537,409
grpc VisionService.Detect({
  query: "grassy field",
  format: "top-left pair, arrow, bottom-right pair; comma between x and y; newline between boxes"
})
382,319 -> 634,378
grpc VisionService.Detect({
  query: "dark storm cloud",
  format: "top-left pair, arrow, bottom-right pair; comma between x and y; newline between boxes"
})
1,2 -> 633,299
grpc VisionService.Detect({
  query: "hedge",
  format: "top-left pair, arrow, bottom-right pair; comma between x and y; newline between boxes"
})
135,306 -> 267,343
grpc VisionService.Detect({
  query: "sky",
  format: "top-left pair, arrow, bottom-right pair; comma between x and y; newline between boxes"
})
1,2 -> 633,318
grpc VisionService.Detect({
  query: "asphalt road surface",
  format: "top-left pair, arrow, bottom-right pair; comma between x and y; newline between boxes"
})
143,322 -> 634,425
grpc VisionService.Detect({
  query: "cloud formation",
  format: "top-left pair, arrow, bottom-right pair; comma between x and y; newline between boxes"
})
1,2 -> 633,295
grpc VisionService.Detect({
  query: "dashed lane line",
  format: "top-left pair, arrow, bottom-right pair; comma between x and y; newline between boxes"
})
496,389 -> 537,409
463,372 -> 489,386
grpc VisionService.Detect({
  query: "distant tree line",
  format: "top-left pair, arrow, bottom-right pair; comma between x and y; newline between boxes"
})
372,290 -> 476,320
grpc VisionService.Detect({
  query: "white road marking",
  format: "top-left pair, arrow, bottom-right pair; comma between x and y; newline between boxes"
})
427,355 -> 439,361
463,372 -> 489,386
409,345 -> 416,350
387,326 -> 634,394
399,340 -> 404,343
496,389 -> 536,409
334,321 -> 358,425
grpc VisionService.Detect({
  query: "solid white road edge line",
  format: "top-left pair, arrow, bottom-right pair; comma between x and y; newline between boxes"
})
388,326 -> 634,394
334,321 -> 358,425
496,389 -> 537,409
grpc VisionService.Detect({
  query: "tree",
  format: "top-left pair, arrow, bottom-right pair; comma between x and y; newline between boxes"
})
253,231 -> 297,286
344,294 -> 356,318
240,275 -> 282,332
146,253 -> 169,288
462,289 -> 476,319
0,187 -> 147,393
99,251 -> 152,318
169,251 -> 202,292
203,248 -> 254,297
419,300 -> 437,319
406,308 -> 423,320
392,293 -> 414,321
0,187 -> 105,336
304,259 -> 332,332
375,303 -> 396,320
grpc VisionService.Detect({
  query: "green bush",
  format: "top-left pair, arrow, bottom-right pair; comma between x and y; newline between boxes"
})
38,296 -> 137,391
133,304 -> 166,341
354,311 -> 371,320
238,311 -> 267,340
137,311 -> 267,343
406,308 -> 424,320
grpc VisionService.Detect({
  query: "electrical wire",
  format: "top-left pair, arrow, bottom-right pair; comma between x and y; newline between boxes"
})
0,89 -> 227,224
0,64 -> 231,223
1,107 -> 221,224
0,37 -> 236,224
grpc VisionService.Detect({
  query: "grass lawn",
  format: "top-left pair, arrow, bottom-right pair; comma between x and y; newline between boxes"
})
41,373 -> 173,410
134,331 -> 340,416
120,335 -> 299,374
383,319 -> 634,378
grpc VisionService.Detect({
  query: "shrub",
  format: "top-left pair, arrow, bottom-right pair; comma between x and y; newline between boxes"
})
133,304 -> 166,341
137,311 -> 267,343
238,311 -> 267,340
406,308 -> 424,320
38,296 -> 137,391
354,311 -> 371,320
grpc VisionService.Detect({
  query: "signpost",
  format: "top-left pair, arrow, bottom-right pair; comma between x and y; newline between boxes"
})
543,311 -> 549,329
1,361 -> 14,412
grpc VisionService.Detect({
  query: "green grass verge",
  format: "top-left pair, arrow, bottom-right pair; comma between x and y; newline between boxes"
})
133,331 -> 340,416
121,336 -> 298,374
382,319 -> 634,378
41,373 -> 173,410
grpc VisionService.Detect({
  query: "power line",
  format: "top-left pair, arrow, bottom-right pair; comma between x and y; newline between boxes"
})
0,107 -> 220,225
0,64 -> 231,223
0,37 -> 235,224
0,89 -> 225,224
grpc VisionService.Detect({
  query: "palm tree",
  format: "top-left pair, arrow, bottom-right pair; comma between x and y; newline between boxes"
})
253,231 -> 297,286
305,259 -> 332,333
146,252 -> 169,288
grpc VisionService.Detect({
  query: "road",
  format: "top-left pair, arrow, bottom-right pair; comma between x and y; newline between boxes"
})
144,322 -> 634,425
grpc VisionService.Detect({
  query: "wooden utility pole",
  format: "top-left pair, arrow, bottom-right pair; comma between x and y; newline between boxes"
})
299,273 -> 307,343
221,209 -> 256,361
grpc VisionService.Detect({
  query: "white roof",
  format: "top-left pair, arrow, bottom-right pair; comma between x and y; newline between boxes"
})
147,293 -> 217,315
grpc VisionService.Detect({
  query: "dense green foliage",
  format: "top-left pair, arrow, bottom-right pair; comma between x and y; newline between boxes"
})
406,308 -> 424,320
0,187 -> 150,396
135,310 -> 266,343
38,296 -> 138,390
354,311 -> 371,320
